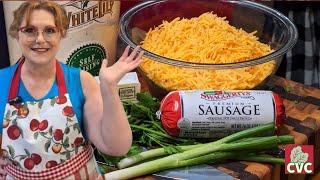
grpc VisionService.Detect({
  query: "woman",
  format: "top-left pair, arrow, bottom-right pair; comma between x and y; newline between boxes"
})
0,1 -> 143,179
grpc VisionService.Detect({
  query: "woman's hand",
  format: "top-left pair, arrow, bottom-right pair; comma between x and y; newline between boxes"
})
0,158 -> 8,179
83,45 -> 143,155
99,45 -> 144,87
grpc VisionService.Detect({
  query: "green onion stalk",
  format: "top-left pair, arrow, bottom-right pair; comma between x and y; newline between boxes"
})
118,123 -> 290,168
105,123 -> 294,179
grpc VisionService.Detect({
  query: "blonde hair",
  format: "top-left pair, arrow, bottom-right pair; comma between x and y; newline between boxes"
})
9,0 -> 69,38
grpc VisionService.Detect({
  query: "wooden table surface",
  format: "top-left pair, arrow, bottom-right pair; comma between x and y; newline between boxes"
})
136,75 -> 320,180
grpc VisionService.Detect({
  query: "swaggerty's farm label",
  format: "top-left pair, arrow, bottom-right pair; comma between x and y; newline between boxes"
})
177,90 -> 275,138
4,1 -> 120,74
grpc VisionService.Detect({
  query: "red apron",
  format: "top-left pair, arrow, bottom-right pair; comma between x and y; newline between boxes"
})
1,59 -> 104,179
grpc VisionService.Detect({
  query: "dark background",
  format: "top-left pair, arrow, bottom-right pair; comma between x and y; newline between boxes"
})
0,1 -> 10,69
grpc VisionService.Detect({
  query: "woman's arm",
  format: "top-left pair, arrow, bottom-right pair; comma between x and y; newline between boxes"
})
81,46 -> 143,156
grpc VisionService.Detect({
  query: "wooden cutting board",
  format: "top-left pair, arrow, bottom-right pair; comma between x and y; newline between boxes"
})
138,75 -> 320,180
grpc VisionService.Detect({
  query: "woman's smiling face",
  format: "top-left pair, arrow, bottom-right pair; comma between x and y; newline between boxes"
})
18,9 -> 61,65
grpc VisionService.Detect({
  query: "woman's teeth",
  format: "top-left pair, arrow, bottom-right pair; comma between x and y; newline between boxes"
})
31,48 -> 49,52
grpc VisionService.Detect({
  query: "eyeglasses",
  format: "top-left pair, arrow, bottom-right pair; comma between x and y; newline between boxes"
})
18,26 -> 60,42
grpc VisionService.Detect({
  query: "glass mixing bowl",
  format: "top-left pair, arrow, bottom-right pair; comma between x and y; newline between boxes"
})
119,0 -> 298,99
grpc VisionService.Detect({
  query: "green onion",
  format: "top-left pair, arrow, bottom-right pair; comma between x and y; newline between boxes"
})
118,123 -> 277,168
233,154 -> 285,165
106,124 -> 293,179
117,144 -> 202,169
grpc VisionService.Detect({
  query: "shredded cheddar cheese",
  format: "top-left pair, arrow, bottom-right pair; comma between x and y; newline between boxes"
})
140,12 -> 276,90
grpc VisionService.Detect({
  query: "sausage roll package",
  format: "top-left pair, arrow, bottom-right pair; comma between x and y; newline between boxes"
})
159,90 -> 285,138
